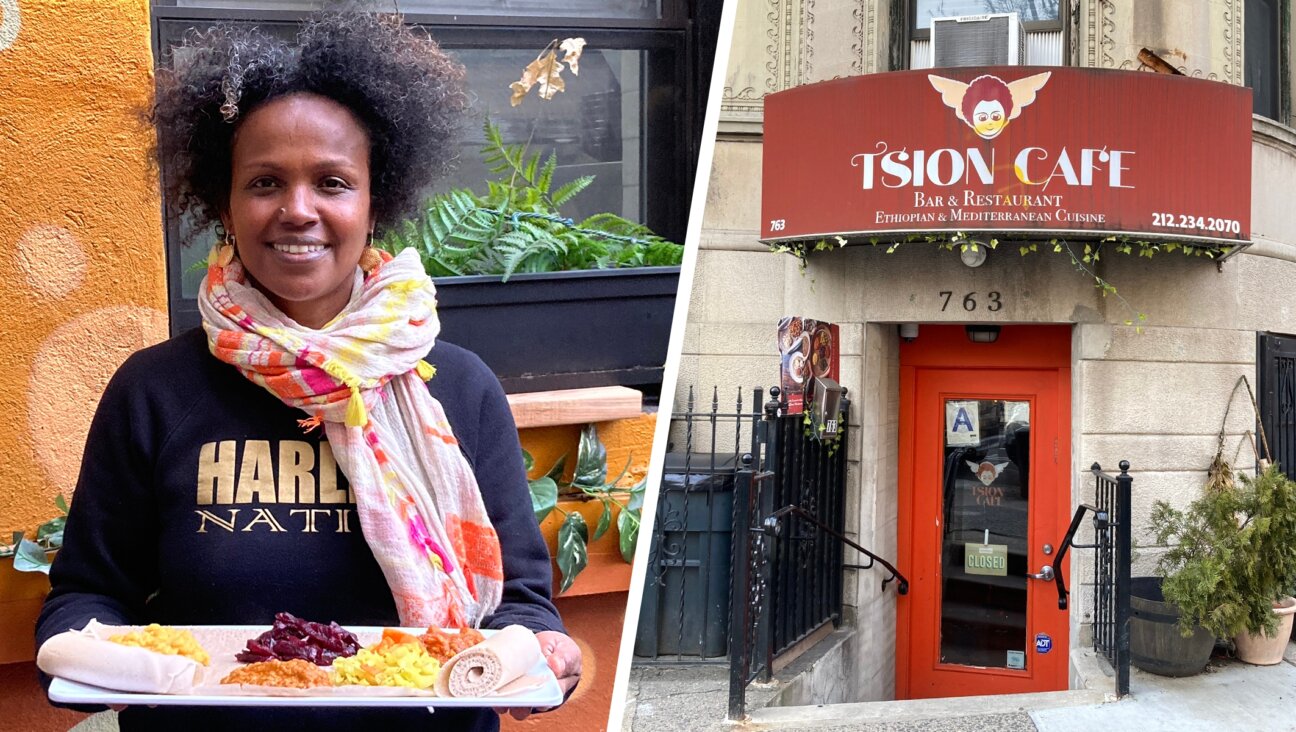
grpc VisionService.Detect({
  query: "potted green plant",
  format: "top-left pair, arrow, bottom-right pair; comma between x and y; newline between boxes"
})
0,496 -> 67,664
376,121 -> 683,393
1150,465 -> 1296,665
524,424 -> 644,594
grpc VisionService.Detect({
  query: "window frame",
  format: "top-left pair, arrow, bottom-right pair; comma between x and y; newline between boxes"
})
1257,331 -> 1296,480
151,2 -> 709,336
1244,0 -> 1290,123
908,0 -> 1065,41
899,0 -> 1071,70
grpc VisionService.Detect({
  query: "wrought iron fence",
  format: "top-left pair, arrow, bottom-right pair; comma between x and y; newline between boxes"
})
1087,461 -> 1132,696
635,384 -> 909,716
726,387 -> 907,720
634,386 -> 764,662
727,458 -> 774,710
762,397 -> 849,659
1045,461 -> 1132,698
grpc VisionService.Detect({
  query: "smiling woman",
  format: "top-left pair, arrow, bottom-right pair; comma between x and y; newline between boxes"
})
223,94 -> 375,328
37,11 -> 579,732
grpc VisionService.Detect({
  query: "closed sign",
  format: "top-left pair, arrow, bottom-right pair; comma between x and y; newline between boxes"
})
964,543 -> 1007,576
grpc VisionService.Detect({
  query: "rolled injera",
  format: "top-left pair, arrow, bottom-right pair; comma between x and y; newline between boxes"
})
435,624 -> 543,697
37,620 -> 207,694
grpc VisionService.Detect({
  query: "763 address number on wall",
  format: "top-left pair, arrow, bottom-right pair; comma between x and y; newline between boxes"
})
939,291 -> 1003,312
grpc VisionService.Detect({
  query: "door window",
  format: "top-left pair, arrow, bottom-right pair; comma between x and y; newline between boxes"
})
940,399 -> 1031,669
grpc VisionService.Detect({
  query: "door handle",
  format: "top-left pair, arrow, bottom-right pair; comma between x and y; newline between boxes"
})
1027,565 -> 1054,581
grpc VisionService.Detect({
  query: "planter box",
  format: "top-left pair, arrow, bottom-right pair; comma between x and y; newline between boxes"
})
0,563 -> 51,665
1129,576 -> 1213,677
434,267 -> 680,394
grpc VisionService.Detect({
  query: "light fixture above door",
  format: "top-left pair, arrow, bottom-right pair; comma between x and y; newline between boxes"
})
966,325 -> 1000,343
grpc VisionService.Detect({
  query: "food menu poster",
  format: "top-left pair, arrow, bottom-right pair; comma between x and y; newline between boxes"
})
777,317 -> 840,415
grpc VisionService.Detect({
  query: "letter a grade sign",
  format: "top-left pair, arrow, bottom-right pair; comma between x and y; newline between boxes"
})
946,400 -> 979,446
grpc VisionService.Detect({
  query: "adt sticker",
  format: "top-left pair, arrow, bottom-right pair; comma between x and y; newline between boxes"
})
1035,633 -> 1053,654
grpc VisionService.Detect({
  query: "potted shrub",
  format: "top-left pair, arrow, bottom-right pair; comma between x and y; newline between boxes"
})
525,424 -> 644,594
377,121 -> 683,393
0,496 -> 67,664
1151,465 -> 1296,665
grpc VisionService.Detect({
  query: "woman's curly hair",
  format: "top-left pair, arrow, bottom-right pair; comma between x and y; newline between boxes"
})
153,12 -> 466,242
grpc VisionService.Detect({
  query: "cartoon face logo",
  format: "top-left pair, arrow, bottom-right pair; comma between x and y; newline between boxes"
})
928,72 -> 1052,140
967,460 -> 1011,486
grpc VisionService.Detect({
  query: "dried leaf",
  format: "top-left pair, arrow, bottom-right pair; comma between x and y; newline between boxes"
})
509,80 -> 530,107
509,54 -> 546,106
559,38 -> 586,76
534,50 -> 566,100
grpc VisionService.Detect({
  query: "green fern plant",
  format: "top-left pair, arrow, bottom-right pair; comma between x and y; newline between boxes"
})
377,120 -> 682,280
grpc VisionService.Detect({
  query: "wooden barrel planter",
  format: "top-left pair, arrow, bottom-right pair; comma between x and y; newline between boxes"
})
1129,576 -> 1214,677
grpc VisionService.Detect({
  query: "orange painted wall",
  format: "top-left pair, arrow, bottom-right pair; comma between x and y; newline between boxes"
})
0,0 -> 169,538
0,5 -> 645,730
515,414 -> 653,732
521,413 -> 657,489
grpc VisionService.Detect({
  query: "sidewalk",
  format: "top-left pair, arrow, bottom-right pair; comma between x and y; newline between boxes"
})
623,643 -> 1296,732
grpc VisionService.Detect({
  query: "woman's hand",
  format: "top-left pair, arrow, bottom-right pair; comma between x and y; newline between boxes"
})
537,630 -> 582,702
497,630 -> 582,720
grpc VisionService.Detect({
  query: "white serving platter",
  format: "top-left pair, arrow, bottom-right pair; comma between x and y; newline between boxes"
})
47,625 -> 562,709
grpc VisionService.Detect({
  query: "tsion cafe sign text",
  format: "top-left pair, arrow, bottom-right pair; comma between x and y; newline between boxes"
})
760,67 -> 1251,246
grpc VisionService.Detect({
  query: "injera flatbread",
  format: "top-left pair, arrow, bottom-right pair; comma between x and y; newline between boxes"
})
434,624 -> 542,697
37,620 -> 208,694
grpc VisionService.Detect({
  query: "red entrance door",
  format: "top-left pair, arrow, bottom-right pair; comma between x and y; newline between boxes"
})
897,325 -> 1072,699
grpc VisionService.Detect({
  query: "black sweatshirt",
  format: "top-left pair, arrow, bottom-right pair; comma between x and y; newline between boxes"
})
36,327 -> 563,731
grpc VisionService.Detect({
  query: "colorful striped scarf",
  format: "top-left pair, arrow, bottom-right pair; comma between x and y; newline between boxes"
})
198,247 -> 504,628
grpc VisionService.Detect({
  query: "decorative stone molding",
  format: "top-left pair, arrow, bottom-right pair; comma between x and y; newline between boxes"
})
722,0 -> 1248,135
1079,0 -> 1243,84
720,0 -> 883,135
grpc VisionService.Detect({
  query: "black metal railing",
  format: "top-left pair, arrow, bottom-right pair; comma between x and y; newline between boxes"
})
762,394 -> 850,659
727,457 -> 774,714
1068,461 -> 1132,697
634,386 -> 764,662
726,387 -> 907,720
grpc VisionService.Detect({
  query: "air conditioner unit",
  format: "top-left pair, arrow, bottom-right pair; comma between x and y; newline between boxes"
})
931,13 -> 1025,67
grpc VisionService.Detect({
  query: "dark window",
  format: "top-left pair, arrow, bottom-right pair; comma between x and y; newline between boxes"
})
1245,0 -> 1283,120
166,1 -> 664,20
152,2 -> 714,335
1258,332 -> 1296,480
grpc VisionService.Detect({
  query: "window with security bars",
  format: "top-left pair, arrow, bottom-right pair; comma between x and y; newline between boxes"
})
1258,332 -> 1296,480
151,1 -> 717,334
907,0 -> 1064,69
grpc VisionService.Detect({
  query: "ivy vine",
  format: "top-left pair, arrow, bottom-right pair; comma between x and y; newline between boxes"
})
768,233 -> 1235,333
802,409 -> 845,458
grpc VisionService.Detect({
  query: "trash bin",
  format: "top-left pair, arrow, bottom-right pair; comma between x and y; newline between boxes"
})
634,453 -> 738,659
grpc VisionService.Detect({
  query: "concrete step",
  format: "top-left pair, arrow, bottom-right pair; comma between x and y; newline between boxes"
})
747,687 -> 1111,729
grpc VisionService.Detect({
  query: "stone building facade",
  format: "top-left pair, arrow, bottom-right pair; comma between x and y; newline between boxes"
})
682,0 -> 1296,704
